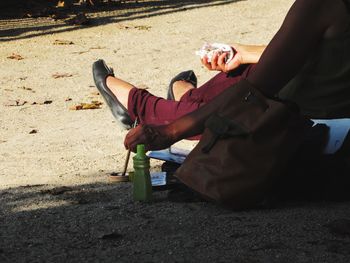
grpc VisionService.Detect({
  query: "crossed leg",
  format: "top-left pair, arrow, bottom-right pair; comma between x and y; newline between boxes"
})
106,64 -> 255,127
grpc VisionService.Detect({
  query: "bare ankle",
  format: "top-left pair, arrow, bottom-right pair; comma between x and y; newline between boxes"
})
173,80 -> 195,101
106,76 -> 135,109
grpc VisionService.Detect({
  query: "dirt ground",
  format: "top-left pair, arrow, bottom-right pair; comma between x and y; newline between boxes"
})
1,0 -> 350,262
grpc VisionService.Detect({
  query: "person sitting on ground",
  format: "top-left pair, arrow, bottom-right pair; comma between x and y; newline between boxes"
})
93,0 -> 350,153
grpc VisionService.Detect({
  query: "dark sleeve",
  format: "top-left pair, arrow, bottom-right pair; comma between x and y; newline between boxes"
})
247,0 -> 333,95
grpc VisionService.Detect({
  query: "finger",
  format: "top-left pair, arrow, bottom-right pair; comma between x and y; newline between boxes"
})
218,53 -> 227,72
124,134 -> 134,150
217,53 -> 227,69
127,135 -> 143,152
225,57 -> 240,72
124,126 -> 141,149
211,52 -> 219,69
124,130 -> 132,149
129,141 -> 138,152
201,57 -> 212,70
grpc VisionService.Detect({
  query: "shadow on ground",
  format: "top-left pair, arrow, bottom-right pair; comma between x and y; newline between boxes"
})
0,0 -> 244,42
1,180 -> 350,262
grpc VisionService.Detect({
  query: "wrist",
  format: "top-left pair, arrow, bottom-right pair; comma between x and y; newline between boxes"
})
234,44 -> 266,64
163,123 -> 180,143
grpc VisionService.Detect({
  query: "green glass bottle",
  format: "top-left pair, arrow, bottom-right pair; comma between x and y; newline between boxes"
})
133,144 -> 152,202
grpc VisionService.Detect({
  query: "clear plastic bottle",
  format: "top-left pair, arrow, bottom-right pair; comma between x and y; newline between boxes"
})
133,144 -> 152,201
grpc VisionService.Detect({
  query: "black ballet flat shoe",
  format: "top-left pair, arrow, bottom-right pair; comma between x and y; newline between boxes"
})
167,70 -> 197,100
92,59 -> 133,130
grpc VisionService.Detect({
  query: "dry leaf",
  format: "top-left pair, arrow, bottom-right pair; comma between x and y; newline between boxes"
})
56,0 -> 73,8
116,24 -> 131,30
57,1 -> 65,8
69,101 -> 102,110
31,100 -> 53,105
72,50 -> 88,55
82,103 -> 100,109
116,23 -> 151,31
53,39 -> 74,45
89,46 -> 105,50
52,73 -> 73,79
3,100 -> 27,107
18,86 -> 33,91
70,105 -> 83,110
7,53 -> 24,60
135,25 -> 152,31
90,100 -> 102,105
72,46 -> 105,55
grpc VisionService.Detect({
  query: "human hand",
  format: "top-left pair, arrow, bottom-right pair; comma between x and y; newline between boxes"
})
124,124 -> 176,152
201,44 -> 243,73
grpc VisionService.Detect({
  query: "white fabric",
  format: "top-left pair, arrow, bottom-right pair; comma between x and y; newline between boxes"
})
312,118 -> 350,154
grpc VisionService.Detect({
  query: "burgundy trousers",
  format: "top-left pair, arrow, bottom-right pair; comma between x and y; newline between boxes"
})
127,64 -> 255,129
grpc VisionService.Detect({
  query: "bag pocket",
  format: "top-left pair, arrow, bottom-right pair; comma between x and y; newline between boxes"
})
202,113 -> 249,153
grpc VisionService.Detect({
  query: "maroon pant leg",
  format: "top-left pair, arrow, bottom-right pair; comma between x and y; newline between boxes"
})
127,64 -> 255,126
181,64 -> 255,104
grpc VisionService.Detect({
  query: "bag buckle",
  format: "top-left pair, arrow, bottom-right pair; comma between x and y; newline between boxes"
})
244,91 -> 269,111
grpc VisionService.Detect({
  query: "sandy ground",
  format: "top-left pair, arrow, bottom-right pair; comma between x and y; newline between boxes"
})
1,0 -> 350,262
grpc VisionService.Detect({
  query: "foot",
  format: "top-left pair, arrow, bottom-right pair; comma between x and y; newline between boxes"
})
92,59 -> 133,129
167,70 -> 197,101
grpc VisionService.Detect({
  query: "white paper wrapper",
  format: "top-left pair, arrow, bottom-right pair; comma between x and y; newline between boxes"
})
195,43 -> 235,64
151,172 -> 166,186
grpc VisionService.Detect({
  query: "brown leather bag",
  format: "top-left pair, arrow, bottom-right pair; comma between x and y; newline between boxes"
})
175,79 -> 312,209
